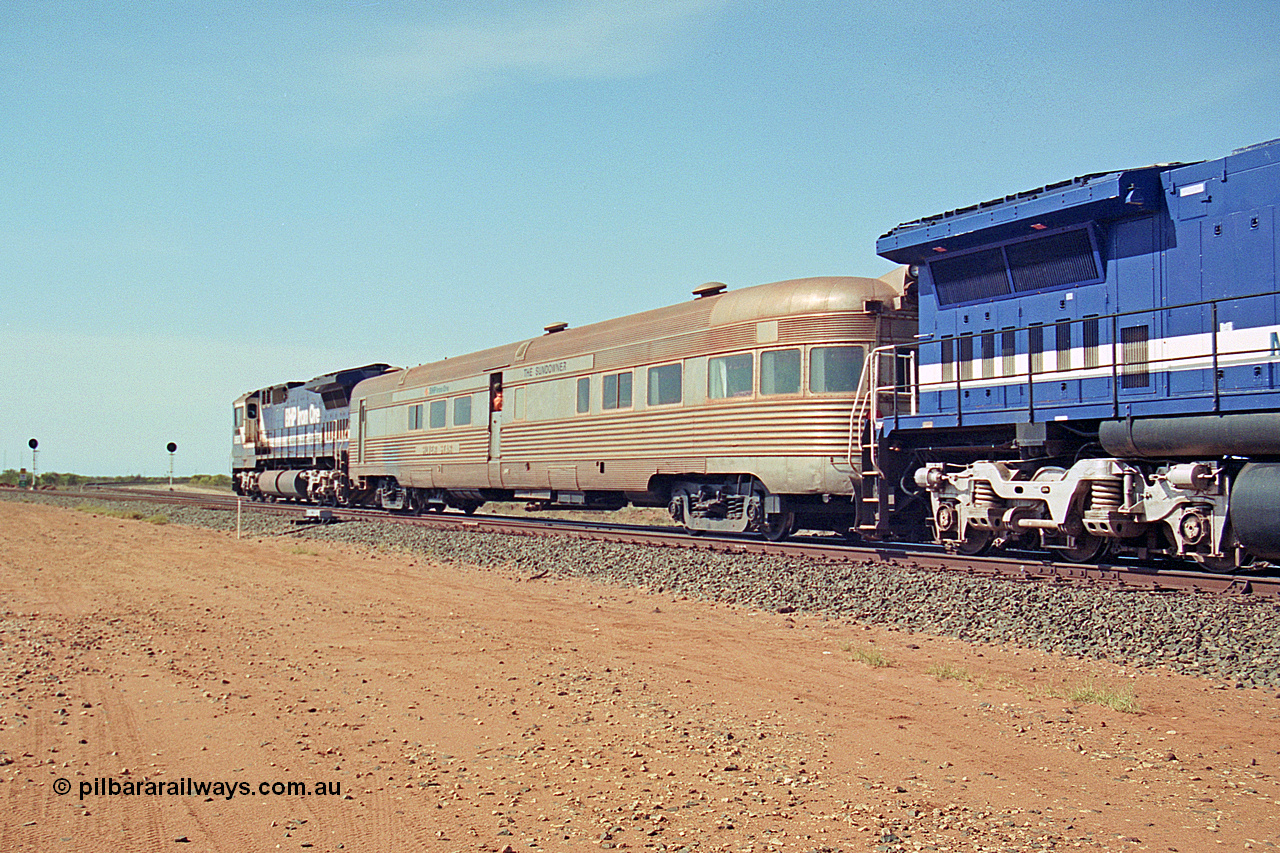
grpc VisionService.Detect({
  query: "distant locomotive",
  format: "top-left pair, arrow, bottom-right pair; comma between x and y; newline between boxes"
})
232,364 -> 394,504
233,138 -> 1280,566
873,137 -> 1280,568
233,275 -> 915,539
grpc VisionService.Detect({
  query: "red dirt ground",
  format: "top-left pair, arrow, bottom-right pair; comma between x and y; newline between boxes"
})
0,500 -> 1277,852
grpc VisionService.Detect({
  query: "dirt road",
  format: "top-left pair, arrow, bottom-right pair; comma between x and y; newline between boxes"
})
1,500 -> 1277,851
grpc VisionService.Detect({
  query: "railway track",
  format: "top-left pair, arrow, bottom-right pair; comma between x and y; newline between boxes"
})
71,485 -> 1280,600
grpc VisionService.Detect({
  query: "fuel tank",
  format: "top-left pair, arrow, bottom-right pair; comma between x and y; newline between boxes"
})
1230,463 -> 1280,561
1100,413 -> 1280,458
257,470 -> 309,499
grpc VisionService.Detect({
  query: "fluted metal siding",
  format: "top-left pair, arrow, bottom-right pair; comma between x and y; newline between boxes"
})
779,316 -> 876,342
505,399 -> 852,492
349,275 -> 914,495
361,427 -> 489,487
502,399 -> 852,458
356,399 -> 853,493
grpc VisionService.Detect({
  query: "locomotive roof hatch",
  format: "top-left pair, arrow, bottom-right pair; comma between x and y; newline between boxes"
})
236,364 -> 395,408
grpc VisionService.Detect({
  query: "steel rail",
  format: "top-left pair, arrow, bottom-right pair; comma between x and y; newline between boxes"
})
50,486 -> 1280,600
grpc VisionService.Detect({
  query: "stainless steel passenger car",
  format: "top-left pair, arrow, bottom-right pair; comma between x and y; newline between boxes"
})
347,274 -> 915,538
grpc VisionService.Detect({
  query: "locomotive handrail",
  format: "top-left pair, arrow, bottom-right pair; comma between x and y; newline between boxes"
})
848,354 -> 878,471
909,286 -> 1280,354
892,285 -> 1280,425
849,345 -> 917,477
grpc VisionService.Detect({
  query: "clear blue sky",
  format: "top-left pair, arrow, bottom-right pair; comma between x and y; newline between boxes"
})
2,0 -> 1277,476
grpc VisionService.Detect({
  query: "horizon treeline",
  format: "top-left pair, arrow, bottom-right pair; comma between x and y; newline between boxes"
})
0,470 -> 231,488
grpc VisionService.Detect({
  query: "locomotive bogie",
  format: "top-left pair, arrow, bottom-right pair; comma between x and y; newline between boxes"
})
914,457 -> 1236,563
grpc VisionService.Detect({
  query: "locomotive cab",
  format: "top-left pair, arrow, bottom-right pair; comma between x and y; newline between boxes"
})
230,393 -> 260,494
238,398 -> 260,447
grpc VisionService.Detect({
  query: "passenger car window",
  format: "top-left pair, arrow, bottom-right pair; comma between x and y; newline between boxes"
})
647,363 -> 682,406
429,399 -> 447,429
809,346 -> 864,394
708,354 -> 753,399
408,404 -> 424,431
603,372 -> 632,410
577,377 -> 590,414
760,349 -> 801,395
453,395 -> 471,426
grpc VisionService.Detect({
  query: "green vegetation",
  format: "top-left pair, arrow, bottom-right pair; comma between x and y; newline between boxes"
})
926,662 -> 974,682
1065,679 -> 1141,713
1,470 -> 91,487
187,474 -> 231,488
76,504 -> 141,519
841,641 -> 894,668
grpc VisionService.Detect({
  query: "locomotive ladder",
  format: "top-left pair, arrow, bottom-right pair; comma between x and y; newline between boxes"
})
849,346 -> 915,533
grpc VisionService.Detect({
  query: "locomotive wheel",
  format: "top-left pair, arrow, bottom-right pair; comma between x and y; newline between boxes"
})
1193,552 -> 1249,573
1053,533 -> 1107,563
763,511 -> 796,542
955,531 -> 992,556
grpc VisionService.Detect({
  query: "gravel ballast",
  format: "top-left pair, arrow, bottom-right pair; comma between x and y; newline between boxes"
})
9,491 -> 1280,689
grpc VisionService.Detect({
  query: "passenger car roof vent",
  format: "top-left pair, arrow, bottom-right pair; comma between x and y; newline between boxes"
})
543,321 -> 569,334
693,281 -> 727,299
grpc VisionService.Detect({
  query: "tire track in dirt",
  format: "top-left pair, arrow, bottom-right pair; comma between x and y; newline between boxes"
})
81,675 -> 170,853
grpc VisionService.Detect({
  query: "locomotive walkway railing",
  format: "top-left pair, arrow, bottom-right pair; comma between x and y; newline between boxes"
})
854,286 -> 1280,456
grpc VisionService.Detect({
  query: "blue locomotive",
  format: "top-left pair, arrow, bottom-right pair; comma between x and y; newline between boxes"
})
872,138 -> 1280,567
232,364 -> 394,503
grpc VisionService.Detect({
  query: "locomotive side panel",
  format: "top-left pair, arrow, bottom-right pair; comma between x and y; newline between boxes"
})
879,141 -> 1280,431
875,138 -> 1280,565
